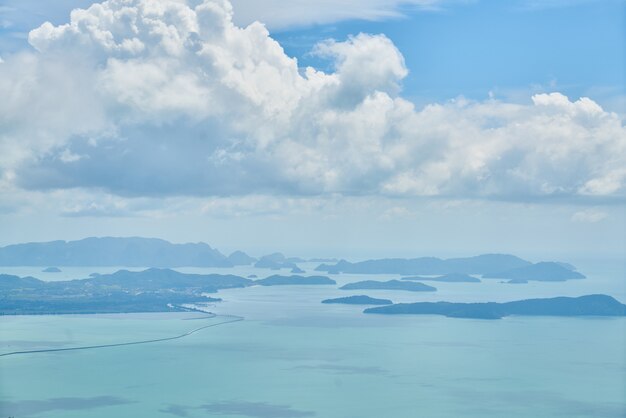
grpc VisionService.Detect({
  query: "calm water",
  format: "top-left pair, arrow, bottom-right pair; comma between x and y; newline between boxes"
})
1,260 -> 625,417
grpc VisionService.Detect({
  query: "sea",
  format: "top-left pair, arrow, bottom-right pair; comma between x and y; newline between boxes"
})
1,258 -> 625,418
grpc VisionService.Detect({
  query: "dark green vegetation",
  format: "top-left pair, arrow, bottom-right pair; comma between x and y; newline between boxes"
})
340,280 -> 436,292
322,295 -> 393,305
482,262 -> 585,281
364,295 -> 626,319
255,275 -> 335,286
0,269 -> 252,314
0,270 -> 340,314
401,273 -> 480,283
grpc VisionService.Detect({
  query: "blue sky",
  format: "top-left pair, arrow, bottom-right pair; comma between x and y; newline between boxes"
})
273,0 -> 624,109
2,0 -> 623,108
0,0 -> 624,260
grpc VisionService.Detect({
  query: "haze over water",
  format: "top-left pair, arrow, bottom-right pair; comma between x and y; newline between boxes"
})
0,0 -> 624,416
1,260 -> 625,418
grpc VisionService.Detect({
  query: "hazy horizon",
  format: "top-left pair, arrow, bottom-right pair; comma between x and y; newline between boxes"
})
0,0 -> 624,262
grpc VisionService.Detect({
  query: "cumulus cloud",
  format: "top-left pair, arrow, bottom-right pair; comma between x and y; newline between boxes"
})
0,0 -> 625,205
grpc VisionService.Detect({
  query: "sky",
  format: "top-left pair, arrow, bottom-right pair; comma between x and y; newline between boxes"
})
0,0 -> 624,260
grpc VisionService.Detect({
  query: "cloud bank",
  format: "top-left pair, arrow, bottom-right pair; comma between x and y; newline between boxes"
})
0,0 -> 624,204
229,0 -> 442,30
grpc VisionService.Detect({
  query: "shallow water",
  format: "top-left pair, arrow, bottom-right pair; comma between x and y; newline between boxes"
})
1,259 -> 625,418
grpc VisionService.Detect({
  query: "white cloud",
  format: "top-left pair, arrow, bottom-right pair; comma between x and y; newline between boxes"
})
229,0 -> 442,30
0,0 -> 624,205
571,208 -> 609,223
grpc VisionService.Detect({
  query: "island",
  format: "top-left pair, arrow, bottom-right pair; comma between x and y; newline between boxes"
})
316,254 -> 532,275
227,250 -> 257,266
322,295 -> 393,305
254,253 -> 301,270
340,280 -> 436,292
255,275 -> 336,286
482,262 -> 585,281
0,269 -> 253,315
0,237 -> 235,267
291,266 -> 305,274
42,267 -> 62,273
364,295 -> 626,319
401,273 -> 480,283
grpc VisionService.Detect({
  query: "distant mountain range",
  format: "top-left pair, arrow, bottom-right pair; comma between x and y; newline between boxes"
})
0,238 -> 585,283
0,237 -> 254,268
316,255 -> 585,282
316,254 -> 532,275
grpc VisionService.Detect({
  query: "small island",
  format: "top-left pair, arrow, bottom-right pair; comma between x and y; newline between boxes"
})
364,295 -> 626,319
322,295 -> 393,305
402,273 -> 480,283
42,267 -> 62,273
254,253 -> 304,270
340,280 -> 436,292
255,275 -> 336,286
291,266 -> 305,274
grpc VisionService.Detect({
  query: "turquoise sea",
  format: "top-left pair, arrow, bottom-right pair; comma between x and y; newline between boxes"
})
1,259 -> 625,418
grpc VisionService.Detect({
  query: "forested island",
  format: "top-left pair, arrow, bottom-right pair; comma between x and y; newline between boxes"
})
340,280 -> 437,292
316,255 -> 585,282
322,295 -> 393,305
364,295 -> 626,319
0,270 -> 337,314
0,269 -> 250,314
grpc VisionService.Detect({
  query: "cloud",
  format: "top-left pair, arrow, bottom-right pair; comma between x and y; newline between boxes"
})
0,0 -> 625,206
229,0 -> 442,30
571,208 -> 608,223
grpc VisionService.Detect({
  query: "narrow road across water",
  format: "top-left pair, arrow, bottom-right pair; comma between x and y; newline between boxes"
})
0,314 -> 244,358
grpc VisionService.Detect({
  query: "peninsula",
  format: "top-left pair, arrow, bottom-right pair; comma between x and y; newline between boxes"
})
0,269 -> 252,315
